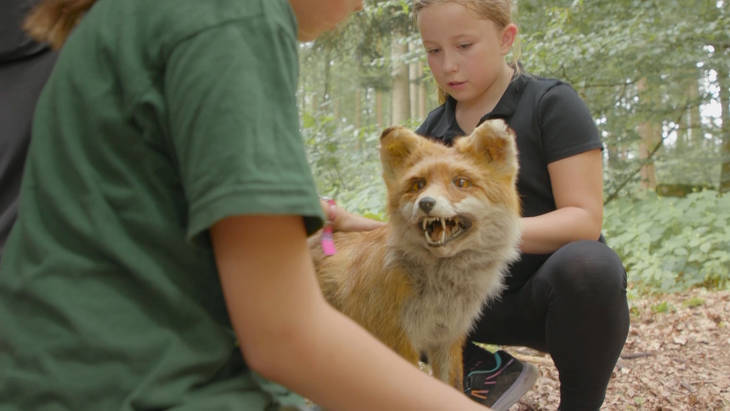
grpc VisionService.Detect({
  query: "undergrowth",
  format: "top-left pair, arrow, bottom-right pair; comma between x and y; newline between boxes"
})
604,190 -> 730,293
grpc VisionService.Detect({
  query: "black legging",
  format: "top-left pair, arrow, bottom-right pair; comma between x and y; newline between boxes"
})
465,239 -> 629,411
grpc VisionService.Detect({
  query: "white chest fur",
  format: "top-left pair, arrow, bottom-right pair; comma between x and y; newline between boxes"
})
398,254 -> 506,353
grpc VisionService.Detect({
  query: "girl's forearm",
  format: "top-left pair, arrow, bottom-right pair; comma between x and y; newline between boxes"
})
320,197 -> 385,232
266,298 -> 489,411
520,206 -> 602,254
213,215 -> 486,411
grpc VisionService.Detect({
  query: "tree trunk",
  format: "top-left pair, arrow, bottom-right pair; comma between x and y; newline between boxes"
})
637,78 -> 660,190
679,73 -> 702,151
604,131 -> 621,170
391,36 -> 410,126
375,89 -> 384,130
687,76 -> 703,146
418,63 -> 427,120
354,88 -> 362,130
638,136 -> 658,189
409,42 -> 419,121
718,47 -> 730,193
323,49 -> 331,103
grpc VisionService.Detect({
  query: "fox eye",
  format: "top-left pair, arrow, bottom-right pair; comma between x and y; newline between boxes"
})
453,177 -> 471,188
409,178 -> 426,192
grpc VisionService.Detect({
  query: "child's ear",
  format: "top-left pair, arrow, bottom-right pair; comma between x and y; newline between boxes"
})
459,119 -> 518,177
500,23 -> 518,54
379,126 -> 422,180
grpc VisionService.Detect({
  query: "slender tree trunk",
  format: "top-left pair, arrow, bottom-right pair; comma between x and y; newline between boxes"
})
417,63 -> 427,120
638,135 -> 658,189
679,73 -> 702,151
311,91 -> 319,114
391,36 -> 410,125
323,50 -> 331,102
375,89 -> 384,130
718,47 -> 730,193
354,88 -> 362,131
332,91 -> 339,120
688,76 -> 702,146
637,78 -> 660,190
604,131 -> 621,170
409,42 -> 419,121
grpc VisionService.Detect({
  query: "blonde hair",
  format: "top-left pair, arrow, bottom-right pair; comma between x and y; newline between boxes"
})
413,0 -> 521,103
23,0 -> 97,50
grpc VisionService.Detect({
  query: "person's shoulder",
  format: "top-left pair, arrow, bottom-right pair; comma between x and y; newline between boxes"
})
424,103 -> 448,122
518,72 -> 585,107
108,0 -> 294,48
518,72 -> 568,94
416,103 -> 448,135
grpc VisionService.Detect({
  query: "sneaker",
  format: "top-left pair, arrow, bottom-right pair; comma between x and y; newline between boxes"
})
464,350 -> 539,411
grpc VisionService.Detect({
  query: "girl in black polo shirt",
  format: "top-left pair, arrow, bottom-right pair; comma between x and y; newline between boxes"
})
414,1 -> 629,410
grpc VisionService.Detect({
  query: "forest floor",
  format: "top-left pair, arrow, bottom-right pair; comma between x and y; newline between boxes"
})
509,288 -> 730,410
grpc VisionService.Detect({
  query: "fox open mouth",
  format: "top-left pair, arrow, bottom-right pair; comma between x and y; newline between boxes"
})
420,216 -> 472,247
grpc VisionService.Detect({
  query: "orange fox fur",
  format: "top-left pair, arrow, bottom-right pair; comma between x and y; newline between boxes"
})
310,119 -> 521,390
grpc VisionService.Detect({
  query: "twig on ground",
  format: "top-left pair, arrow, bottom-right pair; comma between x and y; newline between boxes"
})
620,351 -> 655,360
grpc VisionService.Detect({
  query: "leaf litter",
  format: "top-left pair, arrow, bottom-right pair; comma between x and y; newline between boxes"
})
505,288 -> 730,410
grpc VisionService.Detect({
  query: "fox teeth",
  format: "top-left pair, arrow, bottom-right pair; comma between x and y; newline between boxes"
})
422,217 -> 447,245
421,216 -> 469,246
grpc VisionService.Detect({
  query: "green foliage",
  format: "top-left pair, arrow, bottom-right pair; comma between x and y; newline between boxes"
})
604,190 -> 730,292
683,296 -> 705,308
302,111 -> 387,218
651,301 -> 674,314
517,0 -> 729,195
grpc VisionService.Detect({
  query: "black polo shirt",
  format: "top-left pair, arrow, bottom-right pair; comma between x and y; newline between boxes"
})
416,72 -> 601,289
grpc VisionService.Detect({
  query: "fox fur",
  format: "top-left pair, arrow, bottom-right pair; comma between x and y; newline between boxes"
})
310,119 -> 522,390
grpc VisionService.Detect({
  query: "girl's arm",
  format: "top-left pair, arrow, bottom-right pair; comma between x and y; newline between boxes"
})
320,197 -> 385,232
519,149 -> 604,254
211,215 -> 488,411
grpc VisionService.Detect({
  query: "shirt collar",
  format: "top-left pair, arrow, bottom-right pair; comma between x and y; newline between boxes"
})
481,71 -> 527,122
433,69 -> 527,145
444,69 -> 527,127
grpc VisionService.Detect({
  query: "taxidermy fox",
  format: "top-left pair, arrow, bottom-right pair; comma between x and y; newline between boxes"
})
310,119 -> 521,390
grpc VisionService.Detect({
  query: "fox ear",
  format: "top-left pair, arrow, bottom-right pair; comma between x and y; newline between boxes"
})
379,126 -> 423,180
459,119 -> 518,177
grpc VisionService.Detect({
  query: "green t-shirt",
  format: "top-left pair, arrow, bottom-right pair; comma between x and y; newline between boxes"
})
0,0 -> 323,409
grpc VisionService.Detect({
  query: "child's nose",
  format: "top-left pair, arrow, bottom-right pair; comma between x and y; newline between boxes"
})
442,51 -> 458,72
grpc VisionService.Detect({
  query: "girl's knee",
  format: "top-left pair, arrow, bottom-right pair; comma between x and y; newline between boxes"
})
545,240 -> 626,297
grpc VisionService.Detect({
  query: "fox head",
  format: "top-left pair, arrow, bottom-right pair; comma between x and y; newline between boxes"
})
379,120 -> 520,259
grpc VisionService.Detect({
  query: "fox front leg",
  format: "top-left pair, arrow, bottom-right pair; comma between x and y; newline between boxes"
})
447,338 -> 464,391
427,339 -> 464,390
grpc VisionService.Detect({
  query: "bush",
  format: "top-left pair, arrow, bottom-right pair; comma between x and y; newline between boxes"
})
604,190 -> 730,292
303,114 -> 387,219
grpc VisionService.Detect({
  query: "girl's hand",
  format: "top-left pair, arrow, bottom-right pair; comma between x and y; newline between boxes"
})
320,198 -> 385,232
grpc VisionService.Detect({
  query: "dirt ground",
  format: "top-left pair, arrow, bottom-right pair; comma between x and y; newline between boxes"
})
505,288 -> 730,410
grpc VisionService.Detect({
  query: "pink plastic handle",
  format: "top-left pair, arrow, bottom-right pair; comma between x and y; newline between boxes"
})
321,198 -> 337,256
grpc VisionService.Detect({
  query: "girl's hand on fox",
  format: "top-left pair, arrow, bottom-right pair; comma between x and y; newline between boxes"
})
321,198 -> 385,232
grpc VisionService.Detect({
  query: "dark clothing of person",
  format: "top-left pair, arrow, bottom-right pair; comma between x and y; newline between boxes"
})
463,240 -> 628,410
417,72 -> 629,410
0,0 -> 58,258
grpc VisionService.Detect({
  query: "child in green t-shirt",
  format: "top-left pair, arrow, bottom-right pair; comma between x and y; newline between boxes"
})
0,0 -> 488,409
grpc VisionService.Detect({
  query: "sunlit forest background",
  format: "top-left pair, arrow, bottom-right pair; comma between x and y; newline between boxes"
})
297,0 -> 729,292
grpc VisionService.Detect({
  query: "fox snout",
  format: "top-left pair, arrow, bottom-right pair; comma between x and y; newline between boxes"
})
418,197 -> 436,213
